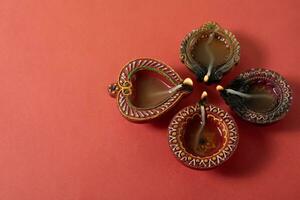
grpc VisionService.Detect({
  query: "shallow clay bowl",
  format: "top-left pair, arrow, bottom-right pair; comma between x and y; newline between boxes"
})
108,58 -> 193,122
168,103 -> 238,169
219,68 -> 292,124
180,22 -> 240,83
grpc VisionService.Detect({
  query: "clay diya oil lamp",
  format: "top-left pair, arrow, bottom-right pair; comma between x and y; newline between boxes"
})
168,92 -> 238,169
217,68 -> 292,124
108,58 -> 193,122
180,22 -> 240,83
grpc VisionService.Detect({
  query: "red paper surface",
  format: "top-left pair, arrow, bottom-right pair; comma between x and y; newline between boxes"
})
1,0 -> 299,199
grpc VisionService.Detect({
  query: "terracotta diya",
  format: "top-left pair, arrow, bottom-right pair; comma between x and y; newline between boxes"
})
168,92 -> 238,169
217,68 -> 292,124
180,21 -> 240,83
108,58 -> 193,122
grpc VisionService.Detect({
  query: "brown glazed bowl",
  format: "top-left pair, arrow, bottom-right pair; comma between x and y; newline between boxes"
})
168,103 -> 238,169
108,58 -> 193,122
218,68 -> 292,124
180,21 -> 240,83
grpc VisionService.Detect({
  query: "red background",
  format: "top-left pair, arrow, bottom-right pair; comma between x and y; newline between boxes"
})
1,0 -> 299,199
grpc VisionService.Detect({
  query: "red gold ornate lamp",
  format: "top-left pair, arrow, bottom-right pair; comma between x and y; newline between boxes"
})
217,68 -> 292,124
108,58 -> 193,122
180,22 -> 240,83
168,91 -> 238,169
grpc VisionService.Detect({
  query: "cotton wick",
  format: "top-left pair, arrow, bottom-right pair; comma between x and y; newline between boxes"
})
204,32 -> 216,82
168,78 -> 193,94
216,85 -> 272,99
193,91 -> 207,152
168,84 -> 182,94
216,85 -> 224,91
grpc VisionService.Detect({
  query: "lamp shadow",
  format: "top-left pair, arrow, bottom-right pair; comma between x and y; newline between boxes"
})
259,79 -> 299,134
215,79 -> 297,177
214,113 -> 271,177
